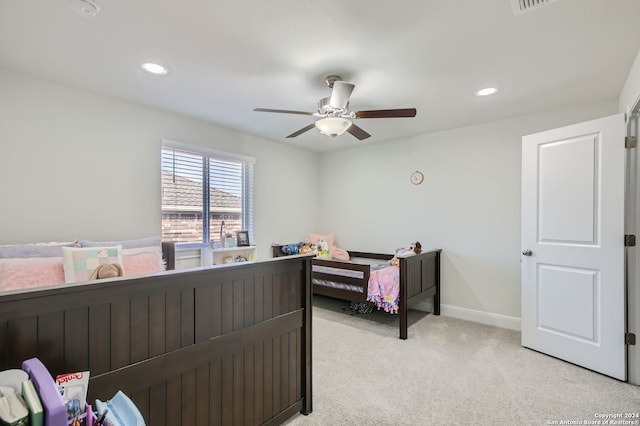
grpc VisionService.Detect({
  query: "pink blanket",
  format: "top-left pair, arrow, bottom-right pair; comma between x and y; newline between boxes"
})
367,265 -> 400,314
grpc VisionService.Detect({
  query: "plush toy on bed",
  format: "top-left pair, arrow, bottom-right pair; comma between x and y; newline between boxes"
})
411,241 -> 422,254
307,233 -> 350,261
281,243 -> 300,255
316,239 -> 331,260
299,240 -> 315,255
90,263 -> 124,280
388,241 -> 423,267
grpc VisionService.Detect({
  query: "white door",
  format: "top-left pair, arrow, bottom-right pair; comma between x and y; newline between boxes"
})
521,113 -> 626,380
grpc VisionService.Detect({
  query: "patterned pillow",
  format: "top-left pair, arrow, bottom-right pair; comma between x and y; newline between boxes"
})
80,237 -> 164,276
62,246 -> 123,284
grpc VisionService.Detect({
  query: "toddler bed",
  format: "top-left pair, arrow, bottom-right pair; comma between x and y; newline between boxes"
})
274,246 -> 441,339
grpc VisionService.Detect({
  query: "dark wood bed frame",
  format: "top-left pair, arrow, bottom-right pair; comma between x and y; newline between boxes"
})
0,243 -> 313,426
273,246 -> 441,340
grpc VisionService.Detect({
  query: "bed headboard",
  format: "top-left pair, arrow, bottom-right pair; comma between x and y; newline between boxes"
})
0,255 -> 314,424
272,244 -> 394,262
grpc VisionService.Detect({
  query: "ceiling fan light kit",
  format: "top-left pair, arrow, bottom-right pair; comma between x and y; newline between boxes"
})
315,117 -> 352,137
254,75 -> 417,141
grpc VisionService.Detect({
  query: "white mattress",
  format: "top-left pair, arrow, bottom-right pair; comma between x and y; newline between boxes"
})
312,258 -> 389,293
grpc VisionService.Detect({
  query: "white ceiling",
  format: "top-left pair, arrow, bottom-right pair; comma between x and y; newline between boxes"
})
1,0 -> 639,152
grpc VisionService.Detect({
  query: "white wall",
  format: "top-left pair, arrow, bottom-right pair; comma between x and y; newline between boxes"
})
0,65 -> 626,325
0,68 -> 320,260
319,101 -> 619,324
620,49 -> 640,117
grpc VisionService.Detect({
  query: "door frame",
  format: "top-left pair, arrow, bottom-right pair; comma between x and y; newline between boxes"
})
627,103 -> 640,385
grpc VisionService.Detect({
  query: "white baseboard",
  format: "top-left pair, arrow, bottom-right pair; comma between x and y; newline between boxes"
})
413,301 -> 521,331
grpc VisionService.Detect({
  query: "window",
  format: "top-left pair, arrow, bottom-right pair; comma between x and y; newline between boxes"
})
161,141 -> 254,246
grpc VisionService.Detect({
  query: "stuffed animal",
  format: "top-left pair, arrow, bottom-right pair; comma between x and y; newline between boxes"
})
90,263 -> 124,280
388,242 -> 422,266
316,239 -> 330,260
308,233 -> 349,260
281,243 -> 299,255
412,241 -> 422,254
299,240 -> 315,255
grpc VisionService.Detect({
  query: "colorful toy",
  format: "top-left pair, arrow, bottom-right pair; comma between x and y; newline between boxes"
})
281,243 -> 299,255
316,239 -> 330,260
299,240 -> 315,255
388,241 -> 422,266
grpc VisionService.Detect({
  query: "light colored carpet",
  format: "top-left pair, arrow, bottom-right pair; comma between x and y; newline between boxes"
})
284,296 -> 640,426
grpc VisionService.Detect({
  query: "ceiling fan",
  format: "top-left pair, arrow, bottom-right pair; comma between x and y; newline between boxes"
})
253,75 -> 417,141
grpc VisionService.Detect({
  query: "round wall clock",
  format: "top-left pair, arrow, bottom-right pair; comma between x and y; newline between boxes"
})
410,171 -> 424,185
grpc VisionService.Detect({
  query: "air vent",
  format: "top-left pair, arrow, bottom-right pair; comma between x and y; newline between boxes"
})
511,0 -> 558,15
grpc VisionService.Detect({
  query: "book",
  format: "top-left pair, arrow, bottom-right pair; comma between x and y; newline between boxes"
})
21,380 -> 43,426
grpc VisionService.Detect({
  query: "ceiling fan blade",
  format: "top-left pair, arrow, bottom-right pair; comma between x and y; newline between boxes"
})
354,108 -> 417,119
286,123 -> 317,138
254,108 -> 314,116
329,81 -> 355,110
347,123 -> 371,140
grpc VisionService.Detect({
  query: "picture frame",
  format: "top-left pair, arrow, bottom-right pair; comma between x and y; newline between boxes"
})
236,231 -> 250,247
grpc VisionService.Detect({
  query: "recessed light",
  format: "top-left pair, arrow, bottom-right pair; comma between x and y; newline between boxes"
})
141,62 -> 169,76
476,87 -> 498,97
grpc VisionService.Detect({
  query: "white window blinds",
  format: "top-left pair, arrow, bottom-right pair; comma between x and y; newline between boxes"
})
161,143 -> 254,245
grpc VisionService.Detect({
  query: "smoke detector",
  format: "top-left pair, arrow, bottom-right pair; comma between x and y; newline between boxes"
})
69,0 -> 101,18
511,0 -> 558,16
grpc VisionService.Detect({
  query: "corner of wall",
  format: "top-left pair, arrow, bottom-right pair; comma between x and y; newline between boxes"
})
619,48 -> 640,116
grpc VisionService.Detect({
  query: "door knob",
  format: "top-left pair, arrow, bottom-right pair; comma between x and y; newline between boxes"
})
522,249 -> 533,256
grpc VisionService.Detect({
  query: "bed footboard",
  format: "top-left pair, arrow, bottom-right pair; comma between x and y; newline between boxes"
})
399,249 -> 442,339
